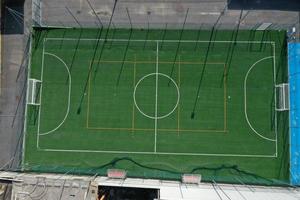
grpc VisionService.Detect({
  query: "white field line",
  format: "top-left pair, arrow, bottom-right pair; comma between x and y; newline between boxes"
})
154,40 -> 159,153
39,52 -> 72,136
287,44 -> 291,168
22,33 -> 33,168
44,37 -> 275,44
244,56 -> 276,142
133,73 -> 180,120
36,39 -> 278,158
36,39 -> 46,148
32,80 -> 35,103
38,148 -> 277,158
273,43 -> 278,156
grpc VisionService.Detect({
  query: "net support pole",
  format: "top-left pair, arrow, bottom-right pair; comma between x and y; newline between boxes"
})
86,0 -> 104,54
126,7 -> 133,29
190,9 -> 224,118
75,8 -> 107,114
222,8 -> 242,87
222,9 -> 243,84
12,76 -> 27,127
65,7 -> 83,83
116,7 -> 133,86
108,23 -> 117,49
93,0 -> 119,78
85,0 -> 105,53
143,13 -> 150,50
16,36 -> 31,82
160,23 -> 168,50
59,29 -> 68,49
65,29 -> 83,84
194,23 -> 203,51
233,9 -> 243,45
168,8 -> 189,86
66,7 -> 82,28
259,29 -> 269,51
86,0 -> 103,50
86,0 -> 103,27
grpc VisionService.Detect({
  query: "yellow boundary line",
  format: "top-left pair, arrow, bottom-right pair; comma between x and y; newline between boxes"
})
87,126 -> 226,133
86,59 -> 227,134
93,60 -> 225,65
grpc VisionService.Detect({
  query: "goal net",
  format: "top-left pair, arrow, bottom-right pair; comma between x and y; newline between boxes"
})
275,83 -> 289,111
27,78 -> 42,105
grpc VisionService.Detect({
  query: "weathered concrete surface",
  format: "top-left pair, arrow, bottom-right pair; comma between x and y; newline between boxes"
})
0,0 -> 31,171
40,0 -> 299,29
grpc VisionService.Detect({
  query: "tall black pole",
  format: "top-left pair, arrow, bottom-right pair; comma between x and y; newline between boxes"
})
115,8 -> 133,86
86,0 -> 104,50
143,12 -> 150,50
93,0 -> 119,78
66,7 -> 82,28
168,8 -> 189,86
190,10 -> 224,119
86,0 -> 103,27
75,30 -> 104,114
194,23 -> 203,51
76,0 -> 117,114
65,7 -> 83,83
108,23 -> 117,49
160,23 -> 168,50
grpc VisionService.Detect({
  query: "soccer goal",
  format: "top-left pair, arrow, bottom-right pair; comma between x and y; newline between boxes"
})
27,78 -> 42,105
275,83 -> 289,111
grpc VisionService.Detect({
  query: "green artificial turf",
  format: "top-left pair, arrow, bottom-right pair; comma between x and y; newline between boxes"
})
24,27 -> 289,184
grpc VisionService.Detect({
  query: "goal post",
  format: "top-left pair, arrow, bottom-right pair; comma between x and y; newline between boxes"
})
275,83 -> 289,111
27,78 -> 42,105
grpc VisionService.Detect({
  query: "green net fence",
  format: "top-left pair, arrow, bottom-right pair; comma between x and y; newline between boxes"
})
22,27 -> 290,186
20,157 -> 292,186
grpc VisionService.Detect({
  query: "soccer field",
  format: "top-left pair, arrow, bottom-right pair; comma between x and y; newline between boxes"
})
24,28 -> 289,184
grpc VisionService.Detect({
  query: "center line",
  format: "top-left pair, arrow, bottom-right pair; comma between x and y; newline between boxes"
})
154,41 -> 159,152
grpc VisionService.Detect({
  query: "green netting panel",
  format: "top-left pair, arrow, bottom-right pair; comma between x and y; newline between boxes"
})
24,27 -> 290,187
22,157 -> 291,186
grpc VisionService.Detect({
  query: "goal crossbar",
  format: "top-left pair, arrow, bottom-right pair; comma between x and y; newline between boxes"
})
275,83 -> 289,111
27,78 -> 42,105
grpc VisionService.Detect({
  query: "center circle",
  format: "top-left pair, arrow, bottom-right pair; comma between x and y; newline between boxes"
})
133,73 -> 180,120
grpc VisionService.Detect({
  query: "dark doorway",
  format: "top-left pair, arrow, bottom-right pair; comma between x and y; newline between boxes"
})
98,185 -> 159,200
